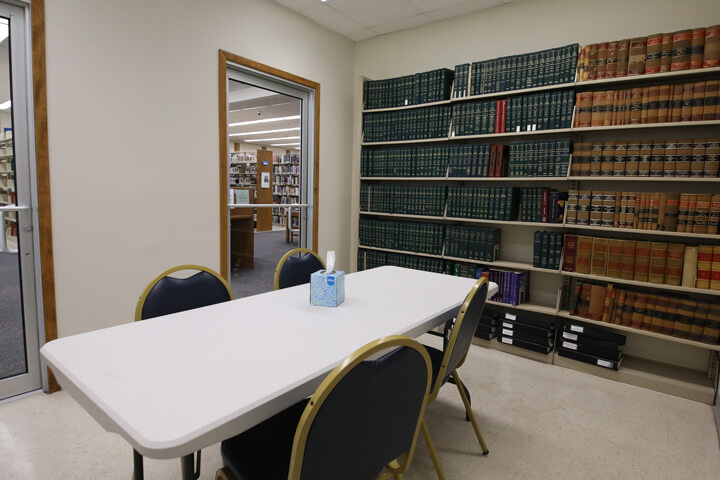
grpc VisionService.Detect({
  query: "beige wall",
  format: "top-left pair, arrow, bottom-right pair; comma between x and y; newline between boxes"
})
44,0 -> 355,337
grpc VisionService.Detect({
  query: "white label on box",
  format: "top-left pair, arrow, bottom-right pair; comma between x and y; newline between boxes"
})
570,325 -> 584,333
562,341 -> 578,350
501,337 -> 513,345
502,328 -> 513,336
597,359 -> 614,368
532,124 -> 537,131
503,322 -> 513,328
562,332 -> 578,341
516,126 -> 521,132
505,313 -> 516,321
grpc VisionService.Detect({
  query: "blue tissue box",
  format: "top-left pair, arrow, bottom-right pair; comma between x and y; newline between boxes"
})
310,270 -> 345,307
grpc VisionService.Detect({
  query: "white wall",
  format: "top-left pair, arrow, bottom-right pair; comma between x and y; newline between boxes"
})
44,0 -> 355,337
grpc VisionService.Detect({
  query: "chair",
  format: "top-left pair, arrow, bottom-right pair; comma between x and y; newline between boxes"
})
422,277 -> 490,477
273,248 -> 325,290
216,335 -> 445,480
134,264 -> 234,479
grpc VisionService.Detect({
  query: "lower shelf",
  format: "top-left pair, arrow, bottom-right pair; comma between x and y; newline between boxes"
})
471,336 -> 554,364
553,352 -> 717,404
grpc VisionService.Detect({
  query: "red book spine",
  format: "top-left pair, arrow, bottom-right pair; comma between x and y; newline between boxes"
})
497,145 -> 506,176
500,100 -> 507,133
542,189 -> 550,223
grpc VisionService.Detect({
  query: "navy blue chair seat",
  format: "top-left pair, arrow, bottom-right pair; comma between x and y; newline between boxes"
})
274,248 -> 325,290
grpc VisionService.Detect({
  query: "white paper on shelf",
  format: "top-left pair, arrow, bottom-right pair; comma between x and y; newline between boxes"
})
502,322 -> 513,328
501,337 -> 513,345
502,328 -> 513,336
570,325 -> 584,333
597,359 -> 614,368
562,341 -> 578,350
562,331 -> 578,341
505,313 -> 516,321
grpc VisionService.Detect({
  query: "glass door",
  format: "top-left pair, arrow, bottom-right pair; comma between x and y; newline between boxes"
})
0,2 -> 42,400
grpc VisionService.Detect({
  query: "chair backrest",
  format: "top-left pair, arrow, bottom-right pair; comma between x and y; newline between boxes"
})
288,336 -> 431,480
135,265 -> 234,321
430,277 -> 489,400
274,248 -> 326,290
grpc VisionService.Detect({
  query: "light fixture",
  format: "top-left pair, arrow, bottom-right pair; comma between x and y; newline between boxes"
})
229,100 -> 299,113
271,143 -> 301,146
228,115 -> 300,127
245,136 -> 300,142
228,127 -> 300,137
0,100 -> 10,110
0,18 -> 7,44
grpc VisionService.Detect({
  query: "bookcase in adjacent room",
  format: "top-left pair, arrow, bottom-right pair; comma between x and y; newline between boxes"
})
0,134 -> 16,248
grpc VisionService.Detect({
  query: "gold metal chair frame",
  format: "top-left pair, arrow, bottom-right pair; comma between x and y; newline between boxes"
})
215,335 -> 444,480
134,264 -> 234,322
273,248 -> 326,290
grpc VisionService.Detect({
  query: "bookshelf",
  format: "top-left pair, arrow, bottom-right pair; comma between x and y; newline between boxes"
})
229,151 -> 257,188
272,152 -> 301,226
0,135 -> 16,246
356,44 -> 720,403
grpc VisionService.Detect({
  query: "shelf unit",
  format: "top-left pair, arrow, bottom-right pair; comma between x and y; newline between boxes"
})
472,335 -> 554,364
272,152 -> 301,225
357,56 -> 720,403
0,135 -> 15,245
228,152 -> 257,188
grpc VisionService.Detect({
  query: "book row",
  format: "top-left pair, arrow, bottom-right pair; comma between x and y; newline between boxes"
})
453,44 -> 579,98
558,322 -> 625,370
533,231 -> 565,270
495,310 -> 556,354
362,105 -> 451,142
507,140 -> 571,178
452,90 -> 575,136
359,185 -> 446,217
358,218 -> 444,255
363,68 -> 454,110
444,186 -> 566,223
518,188 -> 566,223
565,190 -> 720,234
568,280 -> 720,345
360,145 -> 450,177
488,269 -> 530,307
574,81 -> 720,127
570,138 -> 720,178
561,235 -> 720,290
444,225 -> 501,262
576,25 -> 720,81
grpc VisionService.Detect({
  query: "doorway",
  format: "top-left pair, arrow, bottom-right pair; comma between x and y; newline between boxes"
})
219,52 -> 320,298
0,2 -> 43,401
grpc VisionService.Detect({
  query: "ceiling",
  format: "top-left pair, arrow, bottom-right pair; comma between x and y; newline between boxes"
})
228,81 -> 301,151
275,0 -> 514,41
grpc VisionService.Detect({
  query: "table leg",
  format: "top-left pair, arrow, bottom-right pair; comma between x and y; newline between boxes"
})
133,449 -> 144,480
181,451 -> 201,480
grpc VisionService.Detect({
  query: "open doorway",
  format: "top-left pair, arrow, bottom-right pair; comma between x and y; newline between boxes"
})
219,52 -> 319,299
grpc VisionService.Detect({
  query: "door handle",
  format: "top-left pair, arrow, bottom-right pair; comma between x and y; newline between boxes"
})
0,204 -> 29,212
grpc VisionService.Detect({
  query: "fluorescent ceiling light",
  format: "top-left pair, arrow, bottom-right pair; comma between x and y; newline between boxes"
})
0,19 -> 7,44
246,136 -> 300,142
229,101 -> 299,113
228,115 -> 300,127
228,127 -> 300,137
271,143 -> 301,146
0,100 -> 10,110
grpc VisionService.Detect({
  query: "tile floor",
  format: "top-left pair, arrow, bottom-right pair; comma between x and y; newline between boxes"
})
1,336 -> 719,479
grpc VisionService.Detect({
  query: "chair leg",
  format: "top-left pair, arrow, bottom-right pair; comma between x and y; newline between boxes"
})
421,419 -> 446,480
180,450 -> 201,480
452,370 -> 489,455
447,375 -> 472,421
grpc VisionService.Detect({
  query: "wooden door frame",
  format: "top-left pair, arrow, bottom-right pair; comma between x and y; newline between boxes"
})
218,50 -> 320,280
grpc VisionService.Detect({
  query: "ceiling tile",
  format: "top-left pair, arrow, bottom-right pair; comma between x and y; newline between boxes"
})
346,28 -> 377,42
370,14 -> 433,36
424,0 -> 504,21
329,0 -> 422,28
406,0 -> 467,13
275,0 -> 321,12
299,4 -> 365,34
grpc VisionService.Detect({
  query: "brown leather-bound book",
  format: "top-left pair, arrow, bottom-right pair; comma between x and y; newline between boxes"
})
576,235 -> 593,274
631,293 -> 647,328
711,246 -> 720,290
628,37 -> 647,75
613,191 -> 622,227
656,193 -> 667,230
629,87 -> 643,124
691,81 -> 706,121
650,193 -> 660,229
646,85 -> 660,123
693,193 -> 711,233
673,298 -> 695,338
627,193 -> 637,228
589,143 -> 603,176
657,84 -> 671,123
613,289 -> 626,324
634,241 -> 651,282
606,41 -> 619,78
696,244 -> 713,289
663,139 -> 677,176
708,194 -> 720,234
704,25 -> 720,68
690,27 -> 706,69
663,193 -> 680,231
664,299 -> 680,335
613,90 -> 626,125
577,282 -> 593,317
601,191 -> 615,226
561,234 -> 579,272
634,193 -> 644,229
638,142 -> 652,176
587,43 -> 599,80
687,194 -> 698,231
690,138 -> 707,178
640,87 -> 650,124
607,239 -> 624,278
603,90 -> 615,126
704,81 -> 719,121
573,143 -> 592,176
625,141 -> 640,175
677,193 -> 691,232
602,284 -> 615,322
670,83 -> 684,122
649,141 -> 665,176
701,304 -> 720,344
613,143 -> 627,175
566,190 -> 578,224
689,301 -> 710,341
589,191 -> 603,226
601,142 -> 615,176
675,139 -> 692,176
577,191 -> 592,225
621,240 -> 636,280
680,82 -> 694,121
623,88 -> 633,124
574,92 -> 594,127
619,192 -> 629,227
645,33 -> 663,74
616,39 -> 630,76
648,242 -> 668,284
591,91 -> 606,127
704,138 -> 720,176
671,29 -> 693,71
660,33 -> 673,72
642,294 -> 658,330
597,42 -> 608,79
577,45 -> 590,81
621,291 -> 636,326
651,297 -> 668,333
588,284 -> 607,320
682,246 -> 699,287
665,243 -> 685,287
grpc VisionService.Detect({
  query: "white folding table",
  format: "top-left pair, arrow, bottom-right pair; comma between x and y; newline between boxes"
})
41,266 -> 498,479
